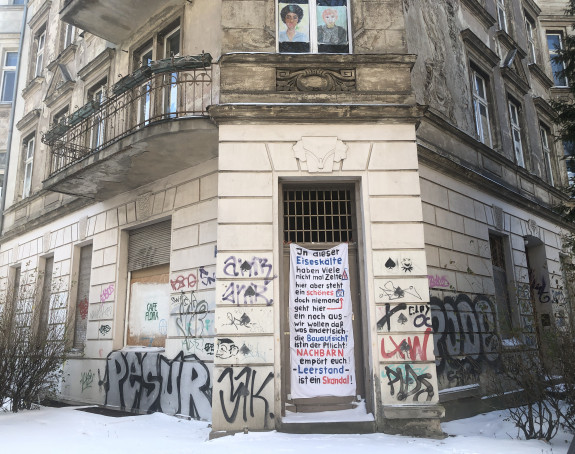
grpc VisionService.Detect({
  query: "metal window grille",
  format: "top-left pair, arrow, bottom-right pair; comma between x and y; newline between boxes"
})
283,188 -> 354,243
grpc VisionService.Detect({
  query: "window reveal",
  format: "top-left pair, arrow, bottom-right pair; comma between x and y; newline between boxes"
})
1,52 -> 17,102
508,100 -> 525,168
546,32 -> 568,87
472,71 -> 492,147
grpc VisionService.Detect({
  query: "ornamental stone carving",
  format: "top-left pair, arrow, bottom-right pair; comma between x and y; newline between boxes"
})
293,137 -> 347,173
277,68 -> 356,91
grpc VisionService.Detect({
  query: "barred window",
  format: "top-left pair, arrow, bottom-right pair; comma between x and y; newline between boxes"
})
283,187 -> 354,243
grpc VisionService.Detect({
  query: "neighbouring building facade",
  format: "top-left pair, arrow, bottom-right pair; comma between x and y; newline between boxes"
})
0,0 -> 25,200
1,0 -> 574,438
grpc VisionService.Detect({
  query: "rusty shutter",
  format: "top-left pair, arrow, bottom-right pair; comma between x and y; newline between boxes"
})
128,220 -> 171,272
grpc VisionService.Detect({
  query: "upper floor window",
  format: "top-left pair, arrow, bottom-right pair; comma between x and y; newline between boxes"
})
278,1 -> 351,53
63,23 -> 76,49
52,106 -> 69,126
539,124 -> 554,185
497,0 -> 508,33
508,99 -> 525,168
525,14 -> 537,64
472,70 -> 492,147
563,141 -> 575,183
132,20 -> 181,121
546,32 -> 568,87
88,79 -> 106,149
12,0 -> 25,4
22,135 -> 35,198
33,28 -> 46,78
1,52 -> 17,103
134,43 -> 153,123
163,26 -> 180,58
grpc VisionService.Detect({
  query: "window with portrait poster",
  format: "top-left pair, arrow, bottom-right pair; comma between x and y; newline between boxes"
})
278,0 -> 350,54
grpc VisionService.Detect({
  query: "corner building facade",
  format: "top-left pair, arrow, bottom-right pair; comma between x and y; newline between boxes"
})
2,0 -> 574,437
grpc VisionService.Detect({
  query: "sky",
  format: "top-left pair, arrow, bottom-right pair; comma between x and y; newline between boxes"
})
0,404 -> 573,454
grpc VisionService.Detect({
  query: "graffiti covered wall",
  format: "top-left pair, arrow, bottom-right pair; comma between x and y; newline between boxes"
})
430,293 -> 500,388
101,350 -> 212,419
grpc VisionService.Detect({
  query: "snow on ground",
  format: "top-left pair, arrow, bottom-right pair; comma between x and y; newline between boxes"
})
0,405 -> 573,454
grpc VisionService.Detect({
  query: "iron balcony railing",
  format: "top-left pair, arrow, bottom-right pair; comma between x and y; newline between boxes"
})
42,55 -> 213,177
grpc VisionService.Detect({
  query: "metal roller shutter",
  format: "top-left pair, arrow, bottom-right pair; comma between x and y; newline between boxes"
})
128,220 -> 172,271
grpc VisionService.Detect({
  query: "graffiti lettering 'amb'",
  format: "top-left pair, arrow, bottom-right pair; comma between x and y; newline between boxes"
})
221,282 -> 273,306
222,256 -> 274,284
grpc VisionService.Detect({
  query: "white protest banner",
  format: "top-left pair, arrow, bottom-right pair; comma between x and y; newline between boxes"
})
289,243 -> 356,399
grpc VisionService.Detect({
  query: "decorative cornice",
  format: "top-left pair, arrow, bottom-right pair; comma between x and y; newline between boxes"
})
0,5 -> 25,12
461,28 -> 500,68
550,87 -> 571,98
418,141 -> 570,228
15,108 -> 41,131
47,44 -> 78,72
529,63 -> 554,89
460,0 -> 497,29
502,66 -> 530,95
44,64 -> 75,107
21,76 -> 44,98
522,0 -> 541,18
77,47 -> 115,81
44,79 -> 74,108
208,103 -> 427,125
496,30 -> 527,59
420,110 -> 570,227
533,96 -> 557,121
538,15 -> 574,25
28,1 -> 52,30
219,52 -> 417,68
1,194 -> 91,244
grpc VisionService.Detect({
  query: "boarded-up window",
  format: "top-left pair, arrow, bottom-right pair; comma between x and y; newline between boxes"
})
40,257 -> 54,327
73,245 -> 92,349
489,234 -> 513,337
127,221 -> 171,347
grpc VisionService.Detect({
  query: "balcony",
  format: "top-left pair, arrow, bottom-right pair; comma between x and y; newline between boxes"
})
60,0 -> 182,44
42,57 -> 217,200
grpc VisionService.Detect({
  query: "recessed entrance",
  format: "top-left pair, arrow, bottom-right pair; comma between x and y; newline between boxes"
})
281,184 -> 367,415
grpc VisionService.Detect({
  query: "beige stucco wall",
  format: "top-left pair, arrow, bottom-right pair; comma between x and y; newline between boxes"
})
0,158 -> 218,413
210,122 -> 441,432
